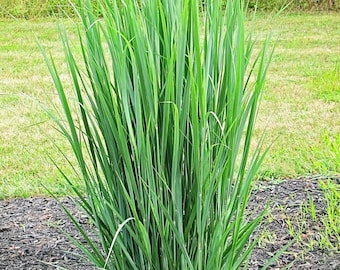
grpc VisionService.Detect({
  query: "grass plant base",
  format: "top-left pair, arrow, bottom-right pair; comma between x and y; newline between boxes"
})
0,177 -> 339,270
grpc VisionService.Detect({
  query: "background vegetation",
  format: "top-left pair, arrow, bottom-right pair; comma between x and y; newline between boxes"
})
248,0 -> 340,11
0,0 -> 339,18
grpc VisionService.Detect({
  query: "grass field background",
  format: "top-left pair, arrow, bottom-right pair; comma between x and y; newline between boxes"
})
0,13 -> 339,199
0,0 -> 339,19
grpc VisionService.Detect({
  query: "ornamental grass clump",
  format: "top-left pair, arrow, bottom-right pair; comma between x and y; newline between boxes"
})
41,0 -> 272,268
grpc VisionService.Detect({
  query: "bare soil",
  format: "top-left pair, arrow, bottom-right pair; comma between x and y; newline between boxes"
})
1,176 -> 339,269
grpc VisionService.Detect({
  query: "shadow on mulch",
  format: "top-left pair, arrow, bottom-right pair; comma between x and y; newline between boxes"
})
0,176 -> 339,269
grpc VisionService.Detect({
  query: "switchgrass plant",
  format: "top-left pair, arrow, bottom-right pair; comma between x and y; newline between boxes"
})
40,0 -> 272,268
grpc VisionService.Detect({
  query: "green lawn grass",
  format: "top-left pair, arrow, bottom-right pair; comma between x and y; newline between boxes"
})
0,13 -> 339,199
252,13 -> 340,178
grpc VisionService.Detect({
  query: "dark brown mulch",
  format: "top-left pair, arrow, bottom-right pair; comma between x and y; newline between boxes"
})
0,176 -> 339,270
247,176 -> 340,270
0,198 -> 96,270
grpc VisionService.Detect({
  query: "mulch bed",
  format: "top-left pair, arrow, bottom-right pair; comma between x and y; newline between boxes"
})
247,176 -> 339,269
1,176 -> 339,269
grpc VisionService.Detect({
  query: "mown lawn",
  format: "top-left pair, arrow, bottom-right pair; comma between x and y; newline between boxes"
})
0,13 -> 339,199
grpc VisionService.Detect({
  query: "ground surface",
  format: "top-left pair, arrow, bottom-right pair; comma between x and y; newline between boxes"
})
1,177 -> 339,270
